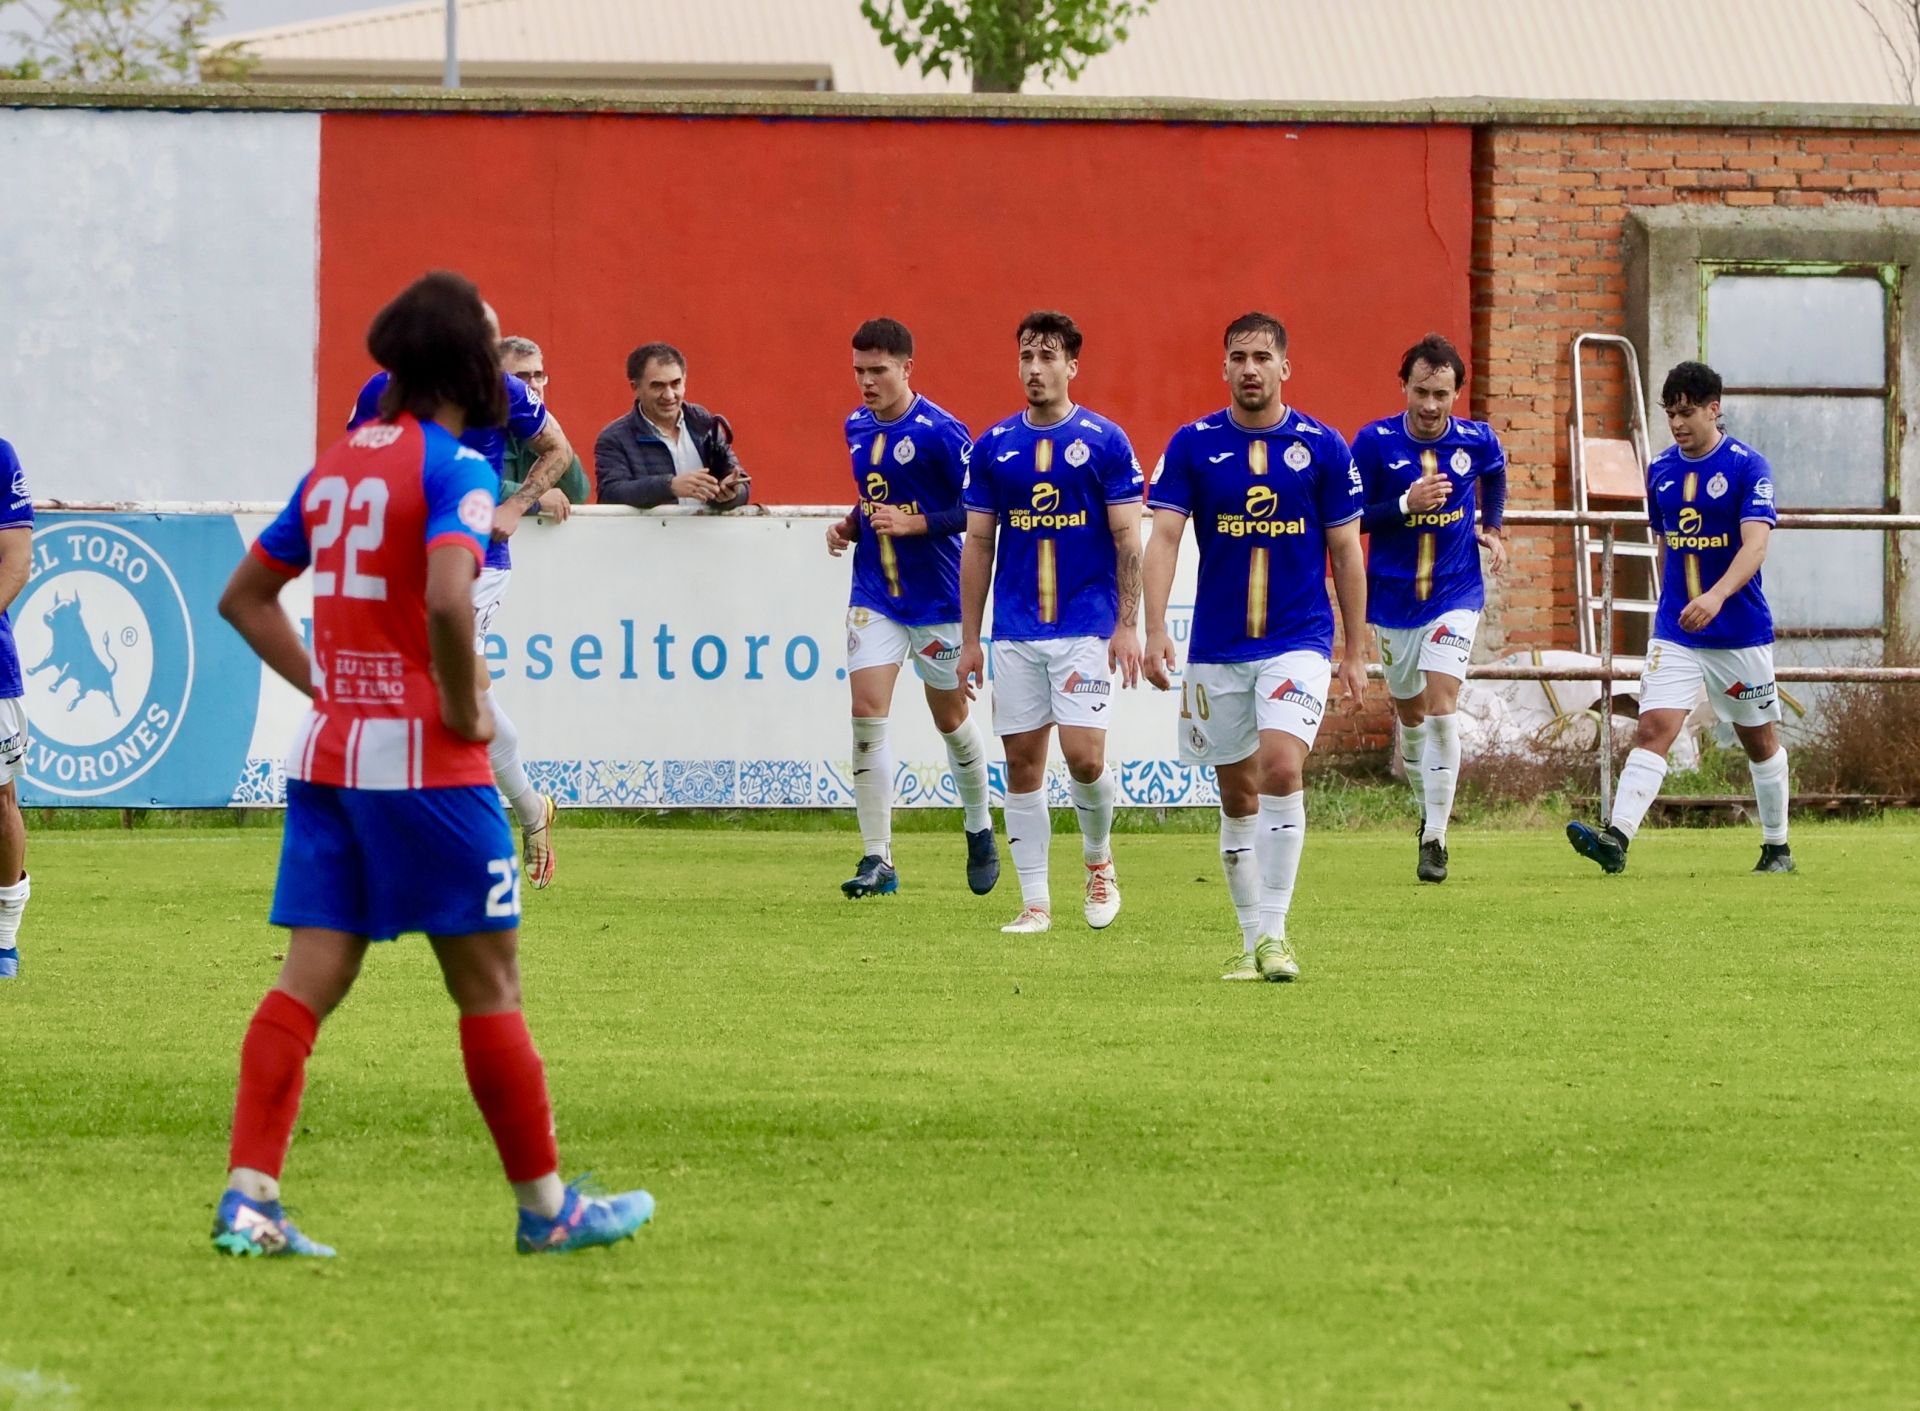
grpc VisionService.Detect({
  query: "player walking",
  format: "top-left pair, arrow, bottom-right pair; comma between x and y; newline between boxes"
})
1352,334 -> 1508,882
1144,312 -> 1368,981
827,318 -> 998,898
957,311 -> 1144,934
350,307 -> 572,890
0,437 -> 31,978
211,273 -> 652,1258
1568,361 -> 1793,875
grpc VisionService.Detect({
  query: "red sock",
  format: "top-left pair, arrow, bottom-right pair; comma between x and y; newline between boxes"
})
227,989 -> 319,1179
459,1010 -> 559,1183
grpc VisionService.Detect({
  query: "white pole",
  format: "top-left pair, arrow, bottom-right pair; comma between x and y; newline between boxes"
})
444,0 -> 460,88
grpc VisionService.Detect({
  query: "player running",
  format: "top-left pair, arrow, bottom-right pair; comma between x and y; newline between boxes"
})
957,311 -> 1144,934
350,306 -> 572,890
1144,312 -> 1368,982
827,318 -> 998,899
1568,360 -> 1794,875
211,272 -> 652,1258
1352,334 -> 1508,883
0,437 -> 31,979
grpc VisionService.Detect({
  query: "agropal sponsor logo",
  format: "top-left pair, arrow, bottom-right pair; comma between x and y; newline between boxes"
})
17,521 -> 192,797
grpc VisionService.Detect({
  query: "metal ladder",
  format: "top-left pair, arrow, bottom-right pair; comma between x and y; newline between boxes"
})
1569,332 -> 1660,656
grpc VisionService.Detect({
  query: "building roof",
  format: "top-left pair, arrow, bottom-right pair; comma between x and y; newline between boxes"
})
213,0 -> 1918,104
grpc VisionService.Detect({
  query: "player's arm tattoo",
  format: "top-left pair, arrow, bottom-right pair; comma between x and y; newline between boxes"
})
1113,523 -> 1143,629
507,418 -> 574,509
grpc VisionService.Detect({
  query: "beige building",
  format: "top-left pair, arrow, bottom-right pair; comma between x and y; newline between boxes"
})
215,0 -> 1920,103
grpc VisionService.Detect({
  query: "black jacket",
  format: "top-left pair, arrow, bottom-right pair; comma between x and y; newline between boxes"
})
592,402 -> 750,510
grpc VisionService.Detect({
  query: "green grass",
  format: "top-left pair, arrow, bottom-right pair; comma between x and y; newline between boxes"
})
2,818 -> 1918,1410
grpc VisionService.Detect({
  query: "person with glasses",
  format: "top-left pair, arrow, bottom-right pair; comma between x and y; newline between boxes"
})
499,336 -> 590,513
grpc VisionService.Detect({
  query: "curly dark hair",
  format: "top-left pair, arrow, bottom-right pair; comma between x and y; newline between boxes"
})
368,271 -> 506,429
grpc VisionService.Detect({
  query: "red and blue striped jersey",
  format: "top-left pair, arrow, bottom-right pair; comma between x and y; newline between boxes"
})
252,416 -> 497,790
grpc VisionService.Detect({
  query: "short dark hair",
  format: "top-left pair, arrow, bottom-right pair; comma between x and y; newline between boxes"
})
1017,310 -> 1083,359
627,342 -> 686,383
852,318 -> 914,359
367,271 -> 506,429
1224,311 -> 1287,351
1399,333 -> 1466,387
1661,360 -> 1723,409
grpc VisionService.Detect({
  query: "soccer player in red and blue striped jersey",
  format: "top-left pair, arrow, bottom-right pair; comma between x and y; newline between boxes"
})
211,273 -> 652,1258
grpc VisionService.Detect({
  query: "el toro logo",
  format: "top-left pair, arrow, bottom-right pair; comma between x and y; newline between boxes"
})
16,520 -> 193,797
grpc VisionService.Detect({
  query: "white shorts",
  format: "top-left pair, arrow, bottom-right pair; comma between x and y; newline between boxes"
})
1177,651 -> 1332,765
472,567 -> 511,652
1639,638 -> 1781,726
992,636 -> 1112,734
845,607 -> 963,691
0,697 -> 26,786
1376,609 -> 1480,701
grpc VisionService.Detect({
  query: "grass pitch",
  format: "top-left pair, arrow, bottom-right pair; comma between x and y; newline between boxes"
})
2,816 -> 1917,1410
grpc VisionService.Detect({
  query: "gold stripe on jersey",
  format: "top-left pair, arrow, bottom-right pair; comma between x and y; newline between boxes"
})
1420,449 -> 1438,477
1247,546 -> 1269,637
1038,538 -> 1058,624
1682,470 -> 1698,503
1035,438 -> 1054,475
879,536 -> 901,596
870,434 -> 887,467
1249,440 -> 1268,477
1682,471 -> 1700,600
1415,532 -> 1436,601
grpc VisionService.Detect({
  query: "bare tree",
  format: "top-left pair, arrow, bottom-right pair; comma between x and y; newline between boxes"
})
1854,0 -> 1920,103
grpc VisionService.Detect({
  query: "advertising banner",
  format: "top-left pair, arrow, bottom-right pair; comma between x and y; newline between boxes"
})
18,509 -> 1220,809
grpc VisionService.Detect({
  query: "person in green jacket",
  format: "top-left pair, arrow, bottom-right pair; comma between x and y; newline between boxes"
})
501,336 -> 591,514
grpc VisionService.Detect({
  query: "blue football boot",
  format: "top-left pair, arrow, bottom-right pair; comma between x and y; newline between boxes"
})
1566,820 -> 1629,875
964,827 -> 1000,895
211,1189 -> 336,1257
0,947 -> 16,979
840,854 -> 899,898
516,1178 -> 655,1255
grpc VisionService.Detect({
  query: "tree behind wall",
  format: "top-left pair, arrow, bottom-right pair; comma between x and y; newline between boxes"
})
859,0 -> 1156,93
1853,0 -> 1920,103
1,0 -> 253,81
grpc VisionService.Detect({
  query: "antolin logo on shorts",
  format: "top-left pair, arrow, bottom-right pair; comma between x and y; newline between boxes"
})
1060,671 -> 1111,698
1267,678 -> 1320,709
1009,480 -> 1088,531
17,521 -> 193,797
1724,679 -> 1775,702
1428,624 -> 1471,652
918,639 -> 961,663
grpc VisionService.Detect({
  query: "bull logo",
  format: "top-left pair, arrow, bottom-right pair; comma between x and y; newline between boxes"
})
1031,482 -> 1061,513
28,591 -> 120,717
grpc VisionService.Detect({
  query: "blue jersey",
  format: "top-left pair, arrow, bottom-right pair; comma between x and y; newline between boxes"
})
1148,407 -> 1362,663
1353,415 -> 1508,629
845,395 -> 972,626
350,370 -> 548,572
0,439 -> 32,698
963,406 -> 1143,641
1647,434 -> 1776,649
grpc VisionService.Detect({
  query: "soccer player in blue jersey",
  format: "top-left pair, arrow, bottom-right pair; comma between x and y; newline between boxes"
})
350,305 -> 574,890
0,438 -> 31,979
1353,334 -> 1508,883
957,311 -> 1145,934
211,273 -> 652,1257
826,318 -> 998,898
1144,312 -> 1368,981
1568,361 -> 1793,875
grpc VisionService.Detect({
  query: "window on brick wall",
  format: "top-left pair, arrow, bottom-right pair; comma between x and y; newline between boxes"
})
1702,265 -> 1897,635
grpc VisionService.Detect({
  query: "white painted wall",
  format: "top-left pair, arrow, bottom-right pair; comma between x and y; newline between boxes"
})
0,109 -> 320,503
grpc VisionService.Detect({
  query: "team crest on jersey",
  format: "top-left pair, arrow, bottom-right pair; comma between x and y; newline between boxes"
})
894,438 -> 916,466
1707,472 -> 1729,499
1283,443 -> 1312,472
1064,439 -> 1091,468
458,488 -> 495,535
1450,449 -> 1472,474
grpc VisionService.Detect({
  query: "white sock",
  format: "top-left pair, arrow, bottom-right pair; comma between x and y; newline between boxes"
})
227,1166 -> 280,1204
512,1172 -> 566,1220
488,699 -> 547,829
1421,713 -> 1461,844
851,716 -> 894,861
1609,747 -> 1669,840
941,716 -> 993,834
0,872 -> 27,949
1256,791 -> 1307,939
1399,719 -> 1428,812
1069,770 -> 1115,865
1220,812 -> 1259,952
1749,748 -> 1790,845
1003,789 -> 1052,911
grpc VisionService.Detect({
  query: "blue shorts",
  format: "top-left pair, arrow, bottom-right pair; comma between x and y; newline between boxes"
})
272,782 -> 520,942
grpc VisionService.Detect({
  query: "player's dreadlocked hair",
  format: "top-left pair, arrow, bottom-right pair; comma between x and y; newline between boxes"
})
1224,311 -> 1287,351
1017,310 -> 1083,359
1398,333 -> 1466,386
369,271 -> 507,430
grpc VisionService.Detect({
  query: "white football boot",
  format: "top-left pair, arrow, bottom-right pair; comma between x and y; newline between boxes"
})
1083,861 -> 1121,929
1220,948 -> 1261,982
1254,935 -> 1300,982
1001,906 -> 1052,934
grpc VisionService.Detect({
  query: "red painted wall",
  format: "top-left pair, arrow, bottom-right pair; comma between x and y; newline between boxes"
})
318,114 -> 1472,503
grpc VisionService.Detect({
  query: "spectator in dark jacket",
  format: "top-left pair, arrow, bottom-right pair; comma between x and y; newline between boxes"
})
593,343 -> 750,511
